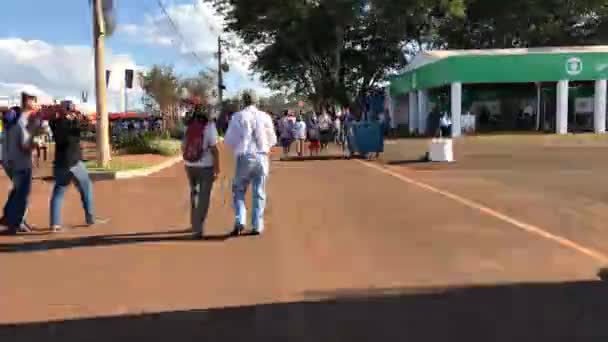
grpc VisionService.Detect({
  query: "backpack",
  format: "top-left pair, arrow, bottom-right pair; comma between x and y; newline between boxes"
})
183,120 -> 206,162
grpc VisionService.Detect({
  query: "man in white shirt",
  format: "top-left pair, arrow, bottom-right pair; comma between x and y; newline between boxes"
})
439,111 -> 452,137
224,91 -> 277,236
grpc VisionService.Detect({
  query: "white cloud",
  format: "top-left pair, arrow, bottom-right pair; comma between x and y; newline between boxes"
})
0,38 -> 144,112
119,1 -> 223,56
117,0 -> 270,96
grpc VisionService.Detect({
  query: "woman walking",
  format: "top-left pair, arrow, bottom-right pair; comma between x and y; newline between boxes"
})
182,106 -> 220,240
307,116 -> 321,156
293,115 -> 307,157
279,111 -> 294,158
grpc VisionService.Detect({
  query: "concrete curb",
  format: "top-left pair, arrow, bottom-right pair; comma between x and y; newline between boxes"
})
89,155 -> 183,181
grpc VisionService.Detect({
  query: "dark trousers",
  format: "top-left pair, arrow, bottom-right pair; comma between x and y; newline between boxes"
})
186,166 -> 215,235
3,165 -> 32,227
439,126 -> 452,138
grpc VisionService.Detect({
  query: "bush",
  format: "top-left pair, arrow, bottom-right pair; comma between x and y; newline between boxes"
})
112,132 -> 181,156
169,121 -> 186,140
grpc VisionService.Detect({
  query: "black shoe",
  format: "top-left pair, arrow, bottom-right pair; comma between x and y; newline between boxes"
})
193,233 -> 204,240
250,230 -> 261,236
230,224 -> 244,236
599,268 -> 608,281
1,226 -> 18,236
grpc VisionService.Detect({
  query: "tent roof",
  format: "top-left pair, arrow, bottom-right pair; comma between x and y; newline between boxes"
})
403,46 -> 608,73
389,46 -> 608,96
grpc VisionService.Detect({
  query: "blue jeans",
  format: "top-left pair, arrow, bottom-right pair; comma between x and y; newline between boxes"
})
2,164 -> 14,219
4,167 -> 32,227
50,161 -> 95,226
232,153 -> 269,232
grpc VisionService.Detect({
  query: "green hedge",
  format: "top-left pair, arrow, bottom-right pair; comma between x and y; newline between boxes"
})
112,132 -> 181,156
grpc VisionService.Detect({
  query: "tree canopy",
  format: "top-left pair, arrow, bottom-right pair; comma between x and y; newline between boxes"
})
139,65 -> 215,129
139,65 -> 180,115
209,0 -> 608,111
180,70 -> 216,105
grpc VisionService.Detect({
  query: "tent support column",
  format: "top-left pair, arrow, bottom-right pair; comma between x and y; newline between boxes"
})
451,82 -> 462,137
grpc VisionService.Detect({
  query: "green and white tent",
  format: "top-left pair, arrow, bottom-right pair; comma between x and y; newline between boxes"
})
387,46 -> 608,136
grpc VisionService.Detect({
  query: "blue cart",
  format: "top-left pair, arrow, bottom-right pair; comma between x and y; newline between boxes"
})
345,121 -> 384,159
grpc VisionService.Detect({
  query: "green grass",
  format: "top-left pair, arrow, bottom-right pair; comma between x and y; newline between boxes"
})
147,139 -> 182,156
116,137 -> 181,156
85,160 -> 149,172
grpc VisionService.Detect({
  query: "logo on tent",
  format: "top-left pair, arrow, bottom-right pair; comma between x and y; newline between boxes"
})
566,57 -> 583,76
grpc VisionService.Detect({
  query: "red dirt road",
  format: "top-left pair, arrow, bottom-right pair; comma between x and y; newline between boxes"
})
0,144 -> 606,341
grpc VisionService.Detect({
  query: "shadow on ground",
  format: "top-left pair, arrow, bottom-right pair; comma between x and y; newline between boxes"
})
278,154 -> 350,162
1,281 -> 607,341
0,229 -> 235,253
386,158 -> 429,166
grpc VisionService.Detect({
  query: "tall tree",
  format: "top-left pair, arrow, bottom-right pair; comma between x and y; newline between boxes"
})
210,0 -> 461,112
180,70 -> 216,105
436,0 -> 608,49
139,65 -> 180,129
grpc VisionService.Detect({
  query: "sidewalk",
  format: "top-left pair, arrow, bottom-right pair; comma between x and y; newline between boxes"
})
0,147 -> 605,340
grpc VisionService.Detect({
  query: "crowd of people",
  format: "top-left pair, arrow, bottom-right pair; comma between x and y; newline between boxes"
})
272,108 -> 356,158
110,117 -> 163,138
0,93 -> 105,235
0,90 -> 359,239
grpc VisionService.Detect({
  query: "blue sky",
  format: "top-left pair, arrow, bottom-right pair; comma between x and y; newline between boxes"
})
0,0 -> 267,111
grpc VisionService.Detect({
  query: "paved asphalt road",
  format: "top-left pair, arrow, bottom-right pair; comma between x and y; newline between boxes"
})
0,142 -> 607,341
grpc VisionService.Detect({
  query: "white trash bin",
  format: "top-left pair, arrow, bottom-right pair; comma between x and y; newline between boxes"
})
429,138 -> 454,162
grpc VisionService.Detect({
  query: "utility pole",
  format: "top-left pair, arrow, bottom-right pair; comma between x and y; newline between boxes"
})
120,79 -> 125,114
217,36 -> 223,114
93,0 -> 111,167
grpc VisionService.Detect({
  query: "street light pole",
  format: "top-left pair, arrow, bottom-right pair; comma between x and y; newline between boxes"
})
93,0 -> 111,167
217,36 -> 223,114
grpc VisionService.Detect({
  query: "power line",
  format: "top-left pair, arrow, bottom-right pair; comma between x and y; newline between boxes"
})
155,0 -> 212,70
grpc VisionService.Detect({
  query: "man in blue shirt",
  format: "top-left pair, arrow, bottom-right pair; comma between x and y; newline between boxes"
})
1,94 -> 39,235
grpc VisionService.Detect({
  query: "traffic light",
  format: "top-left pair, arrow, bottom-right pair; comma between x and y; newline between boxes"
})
125,69 -> 134,89
105,70 -> 111,88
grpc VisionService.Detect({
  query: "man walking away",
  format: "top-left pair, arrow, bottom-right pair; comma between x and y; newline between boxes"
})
182,106 -> 220,240
293,115 -> 307,157
308,116 -> 321,156
318,110 -> 332,151
279,110 -> 294,158
1,94 -> 39,235
334,114 -> 342,145
224,91 -> 277,236
49,105 -> 105,232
